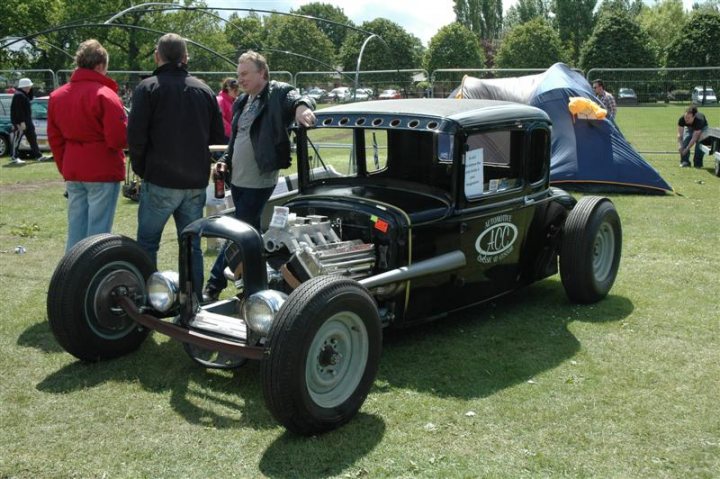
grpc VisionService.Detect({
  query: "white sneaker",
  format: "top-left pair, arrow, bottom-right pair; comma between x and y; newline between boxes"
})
11,157 -> 25,165
37,155 -> 51,162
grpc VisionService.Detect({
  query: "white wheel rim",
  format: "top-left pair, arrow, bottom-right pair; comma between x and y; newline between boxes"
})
305,311 -> 369,408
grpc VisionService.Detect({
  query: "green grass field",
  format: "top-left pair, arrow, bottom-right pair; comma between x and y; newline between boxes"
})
0,105 -> 718,478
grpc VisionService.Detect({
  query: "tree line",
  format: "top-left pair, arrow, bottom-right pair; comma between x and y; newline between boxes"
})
1,0 -> 718,84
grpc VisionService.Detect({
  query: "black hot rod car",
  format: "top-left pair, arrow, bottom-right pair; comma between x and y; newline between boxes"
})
47,99 -> 622,436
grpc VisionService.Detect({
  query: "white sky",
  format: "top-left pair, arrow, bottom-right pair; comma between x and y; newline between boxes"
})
211,0 -> 700,47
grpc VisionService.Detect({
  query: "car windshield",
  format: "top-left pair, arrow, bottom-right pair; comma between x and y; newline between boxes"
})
304,127 -> 452,194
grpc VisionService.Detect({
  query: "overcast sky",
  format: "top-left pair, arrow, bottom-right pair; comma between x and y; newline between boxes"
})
211,0 -> 700,47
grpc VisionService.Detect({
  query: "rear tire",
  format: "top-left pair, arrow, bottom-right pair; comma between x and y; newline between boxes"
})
47,234 -> 154,361
262,276 -> 382,435
560,197 -> 622,303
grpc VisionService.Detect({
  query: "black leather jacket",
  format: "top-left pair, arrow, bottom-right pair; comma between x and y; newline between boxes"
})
224,80 -> 315,174
128,63 -> 225,189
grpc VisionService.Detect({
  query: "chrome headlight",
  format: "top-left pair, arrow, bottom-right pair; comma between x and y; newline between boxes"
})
243,290 -> 287,336
147,271 -> 180,313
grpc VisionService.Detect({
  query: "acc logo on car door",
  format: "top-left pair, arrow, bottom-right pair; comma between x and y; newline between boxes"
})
475,214 -> 518,263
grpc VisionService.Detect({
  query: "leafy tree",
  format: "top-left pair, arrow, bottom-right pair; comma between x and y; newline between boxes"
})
225,12 -> 266,57
666,11 -> 720,68
292,3 -> 353,56
691,0 -> 719,13
636,0 -> 686,65
454,0 -> 504,39
503,0 -> 552,31
553,0 -> 596,65
579,7 -> 658,72
495,18 -> 566,69
424,23 -> 484,83
597,0 -> 645,18
338,18 -> 423,83
263,14 -> 335,74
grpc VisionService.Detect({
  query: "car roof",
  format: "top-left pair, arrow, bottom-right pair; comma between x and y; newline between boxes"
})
315,98 -> 550,131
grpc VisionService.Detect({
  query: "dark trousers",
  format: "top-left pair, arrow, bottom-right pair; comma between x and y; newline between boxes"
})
206,183 -> 275,291
11,127 -> 42,159
681,127 -> 706,168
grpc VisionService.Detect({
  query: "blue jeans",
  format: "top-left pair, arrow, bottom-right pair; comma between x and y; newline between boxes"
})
65,181 -> 121,252
137,181 -> 206,299
206,183 -> 275,291
681,126 -> 709,167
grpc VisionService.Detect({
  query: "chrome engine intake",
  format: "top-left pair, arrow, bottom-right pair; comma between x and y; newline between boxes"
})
263,212 -> 376,281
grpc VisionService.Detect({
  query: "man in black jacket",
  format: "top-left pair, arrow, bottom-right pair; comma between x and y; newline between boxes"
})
10,78 -> 48,164
128,33 -> 225,300
203,50 -> 316,302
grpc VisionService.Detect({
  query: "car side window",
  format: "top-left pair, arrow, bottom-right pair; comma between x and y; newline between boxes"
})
528,128 -> 550,185
31,100 -> 48,120
464,130 -> 522,200
306,127 -> 358,180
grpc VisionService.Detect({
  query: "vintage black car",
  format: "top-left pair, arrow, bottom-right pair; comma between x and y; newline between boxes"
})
47,99 -> 622,436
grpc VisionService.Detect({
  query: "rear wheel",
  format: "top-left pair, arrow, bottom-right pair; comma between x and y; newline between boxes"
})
560,197 -> 622,303
262,276 -> 382,435
47,234 -> 154,361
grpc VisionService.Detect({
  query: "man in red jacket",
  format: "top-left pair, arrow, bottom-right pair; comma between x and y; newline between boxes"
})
48,39 -> 128,252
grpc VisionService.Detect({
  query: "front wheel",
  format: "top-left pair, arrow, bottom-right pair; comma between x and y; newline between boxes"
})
47,234 -> 155,361
262,276 -> 382,436
560,197 -> 622,303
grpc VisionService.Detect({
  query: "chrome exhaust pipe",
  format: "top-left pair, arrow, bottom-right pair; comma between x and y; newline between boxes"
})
359,250 -> 466,290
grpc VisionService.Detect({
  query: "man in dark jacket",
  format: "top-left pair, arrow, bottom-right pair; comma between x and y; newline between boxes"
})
10,78 -> 48,164
677,106 -> 709,168
128,33 -> 225,300
203,50 -> 316,302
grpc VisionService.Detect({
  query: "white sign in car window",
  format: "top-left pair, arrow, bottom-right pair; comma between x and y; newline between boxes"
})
464,148 -> 484,198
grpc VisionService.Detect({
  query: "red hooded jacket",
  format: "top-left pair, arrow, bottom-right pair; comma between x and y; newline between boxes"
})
48,68 -> 127,182
216,89 -> 235,139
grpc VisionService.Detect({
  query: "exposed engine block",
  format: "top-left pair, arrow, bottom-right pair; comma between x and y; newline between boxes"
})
263,211 -> 375,281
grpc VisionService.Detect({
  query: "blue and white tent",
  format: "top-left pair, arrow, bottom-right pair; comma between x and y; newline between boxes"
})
452,63 -> 672,194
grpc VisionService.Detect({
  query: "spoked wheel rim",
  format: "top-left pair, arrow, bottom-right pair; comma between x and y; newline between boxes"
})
592,222 -> 615,282
306,311 -> 369,408
84,261 -> 146,340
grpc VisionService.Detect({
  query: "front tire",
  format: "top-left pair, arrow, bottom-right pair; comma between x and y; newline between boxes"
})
262,276 -> 382,435
560,197 -> 622,303
47,234 -> 155,361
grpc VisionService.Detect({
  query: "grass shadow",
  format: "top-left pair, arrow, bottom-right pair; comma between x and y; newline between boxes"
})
258,413 -> 385,479
35,336 -> 277,431
378,280 -> 634,399
17,320 -> 64,353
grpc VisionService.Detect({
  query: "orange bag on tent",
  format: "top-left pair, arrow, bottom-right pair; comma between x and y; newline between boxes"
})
568,97 -> 607,120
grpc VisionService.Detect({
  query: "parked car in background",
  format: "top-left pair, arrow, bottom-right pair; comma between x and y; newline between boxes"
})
617,88 -> 638,105
358,87 -> 373,99
328,86 -> 351,103
306,87 -> 327,103
378,89 -> 402,100
691,86 -> 717,105
0,93 -> 13,157
351,88 -> 370,101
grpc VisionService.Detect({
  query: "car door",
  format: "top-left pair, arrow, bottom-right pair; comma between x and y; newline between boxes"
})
403,126 -> 539,319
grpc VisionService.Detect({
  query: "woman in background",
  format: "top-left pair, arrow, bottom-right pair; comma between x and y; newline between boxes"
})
217,77 -> 240,142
